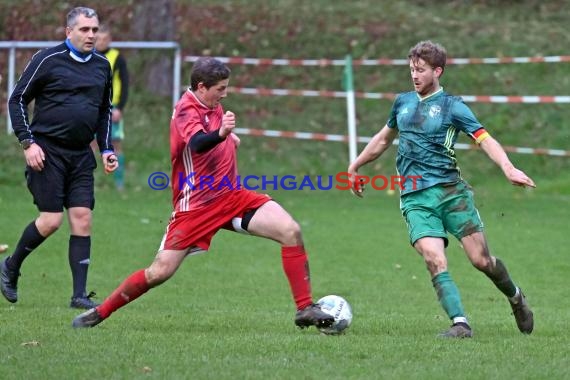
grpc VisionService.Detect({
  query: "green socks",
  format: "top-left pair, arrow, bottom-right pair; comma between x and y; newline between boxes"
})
432,259 -> 517,324
432,271 -> 466,320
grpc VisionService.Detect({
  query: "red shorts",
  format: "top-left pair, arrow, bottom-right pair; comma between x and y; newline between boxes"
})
160,189 -> 271,251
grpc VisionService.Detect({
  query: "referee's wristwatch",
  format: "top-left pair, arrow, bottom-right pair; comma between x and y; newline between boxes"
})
20,139 -> 35,150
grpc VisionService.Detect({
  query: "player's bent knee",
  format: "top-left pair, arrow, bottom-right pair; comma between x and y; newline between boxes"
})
145,268 -> 171,287
42,223 -> 61,236
471,256 -> 492,273
37,216 -> 64,236
280,220 -> 303,245
145,262 -> 178,286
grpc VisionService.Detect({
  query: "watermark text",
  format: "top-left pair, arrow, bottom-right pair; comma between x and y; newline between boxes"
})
147,171 -> 422,192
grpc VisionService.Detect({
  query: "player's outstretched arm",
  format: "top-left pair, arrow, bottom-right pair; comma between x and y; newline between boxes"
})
347,125 -> 397,197
479,136 -> 536,188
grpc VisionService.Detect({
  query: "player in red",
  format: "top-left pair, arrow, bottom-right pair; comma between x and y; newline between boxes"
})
72,57 -> 334,330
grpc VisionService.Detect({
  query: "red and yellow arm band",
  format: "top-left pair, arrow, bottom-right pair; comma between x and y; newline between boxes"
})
472,128 -> 491,144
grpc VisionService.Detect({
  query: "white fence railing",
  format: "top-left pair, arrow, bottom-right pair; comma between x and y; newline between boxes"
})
184,55 -> 570,159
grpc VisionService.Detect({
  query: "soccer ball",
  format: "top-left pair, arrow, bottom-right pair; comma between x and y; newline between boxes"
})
316,295 -> 352,335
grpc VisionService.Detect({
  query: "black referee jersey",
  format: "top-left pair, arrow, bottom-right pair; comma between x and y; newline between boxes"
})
8,41 -> 113,152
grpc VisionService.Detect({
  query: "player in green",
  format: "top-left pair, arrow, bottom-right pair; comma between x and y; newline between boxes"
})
348,40 -> 535,338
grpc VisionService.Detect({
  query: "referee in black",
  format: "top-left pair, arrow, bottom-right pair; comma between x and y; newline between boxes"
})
2,7 -> 118,309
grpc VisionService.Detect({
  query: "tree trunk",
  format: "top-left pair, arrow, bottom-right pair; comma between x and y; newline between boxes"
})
131,0 -> 175,96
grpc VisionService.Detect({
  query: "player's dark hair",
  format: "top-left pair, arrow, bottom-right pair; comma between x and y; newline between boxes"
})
408,40 -> 447,75
190,57 -> 231,91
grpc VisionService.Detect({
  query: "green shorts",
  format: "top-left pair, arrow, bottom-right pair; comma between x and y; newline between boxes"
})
400,180 -> 484,246
111,119 -> 124,141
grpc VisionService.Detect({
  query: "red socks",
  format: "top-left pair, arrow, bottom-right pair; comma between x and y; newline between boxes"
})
95,248 -> 313,319
281,246 -> 312,310
96,269 -> 150,318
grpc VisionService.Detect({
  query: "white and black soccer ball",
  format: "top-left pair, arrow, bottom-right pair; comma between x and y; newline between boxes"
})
316,295 -> 352,335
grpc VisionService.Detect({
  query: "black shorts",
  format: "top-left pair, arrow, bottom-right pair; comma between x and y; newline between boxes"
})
25,139 -> 97,212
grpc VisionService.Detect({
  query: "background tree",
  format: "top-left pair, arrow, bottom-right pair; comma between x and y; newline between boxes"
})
131,0 -> 175,96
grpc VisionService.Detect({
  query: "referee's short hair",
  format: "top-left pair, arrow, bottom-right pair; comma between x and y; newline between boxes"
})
67,7 -> 98,28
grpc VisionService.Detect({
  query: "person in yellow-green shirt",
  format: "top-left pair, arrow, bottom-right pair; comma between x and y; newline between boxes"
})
95,23 -> 129,190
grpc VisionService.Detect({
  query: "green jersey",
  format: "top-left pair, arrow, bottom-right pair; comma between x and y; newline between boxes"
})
386,88 -> 484,195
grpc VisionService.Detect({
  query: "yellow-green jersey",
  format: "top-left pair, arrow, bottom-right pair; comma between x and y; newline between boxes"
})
387,88 -> 485,195
101,47 -> 129,110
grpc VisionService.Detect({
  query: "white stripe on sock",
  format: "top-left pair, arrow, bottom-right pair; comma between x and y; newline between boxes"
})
452,316 -> 468,325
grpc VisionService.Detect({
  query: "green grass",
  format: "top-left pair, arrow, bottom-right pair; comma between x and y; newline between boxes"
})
1,1 -> 570,378
0,184 -> 569,379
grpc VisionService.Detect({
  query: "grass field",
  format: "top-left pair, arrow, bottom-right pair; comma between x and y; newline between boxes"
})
0,179 -> 569,379
1,2 -> 569,378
